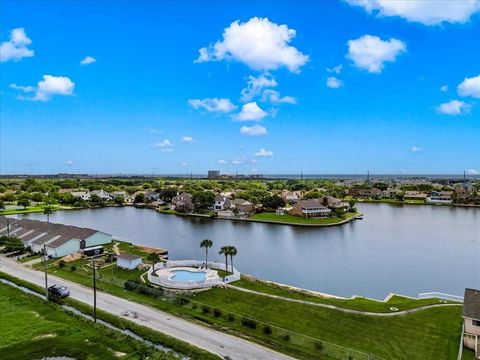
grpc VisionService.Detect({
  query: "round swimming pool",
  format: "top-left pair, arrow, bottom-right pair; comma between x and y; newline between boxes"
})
170,269 -> 207,282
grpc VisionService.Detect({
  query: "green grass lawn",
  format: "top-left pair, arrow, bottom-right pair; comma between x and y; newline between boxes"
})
233,277 -> 455,312
0,282 -> 177,360
249,211 -> 360,225
40,261 -> 463,360
461,347 -> 475,360
0,204 -> 73,215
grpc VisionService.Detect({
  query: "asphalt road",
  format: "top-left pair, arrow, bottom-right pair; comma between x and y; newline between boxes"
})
0,256 -> 292,360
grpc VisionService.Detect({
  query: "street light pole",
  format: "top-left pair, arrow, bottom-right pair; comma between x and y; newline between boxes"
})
92,259 -> 97,323
43,244 -> 48,301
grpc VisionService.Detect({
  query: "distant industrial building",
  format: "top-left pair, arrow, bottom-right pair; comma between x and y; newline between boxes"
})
208,170 -> 220,179
0,217 -> 111,258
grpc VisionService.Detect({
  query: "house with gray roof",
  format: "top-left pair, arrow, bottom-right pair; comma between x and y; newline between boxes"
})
463,288 -> 480,356
289,199 -> 332,218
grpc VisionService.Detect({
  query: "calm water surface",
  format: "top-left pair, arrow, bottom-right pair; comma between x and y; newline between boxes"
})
20,203 -> 480,299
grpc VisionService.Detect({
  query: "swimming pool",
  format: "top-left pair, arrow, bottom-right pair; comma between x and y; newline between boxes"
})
170,269 -> 207,282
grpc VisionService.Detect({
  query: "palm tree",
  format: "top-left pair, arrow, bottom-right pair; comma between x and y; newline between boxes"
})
227,246 -> 237,273
147,252 -> 161,271
43,205 -> 53,223
200,239 -> 213,268
219,246 -> 229,274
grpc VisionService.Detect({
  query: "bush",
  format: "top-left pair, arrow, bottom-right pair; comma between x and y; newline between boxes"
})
314,341 -> 324,351
175,297 -> 190,306
263,325 -> 272,335
70,265 -> 77,271
241,318 -> 257,329
58,260 -> 66,268
201,305 -> 210,314
283,334 -> 290,342
226,314 -> 235,322
213,308 -> 222,317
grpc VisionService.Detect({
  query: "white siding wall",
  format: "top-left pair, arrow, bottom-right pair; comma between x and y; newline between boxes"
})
47,240 -> 80,258
85,232 -> 112,247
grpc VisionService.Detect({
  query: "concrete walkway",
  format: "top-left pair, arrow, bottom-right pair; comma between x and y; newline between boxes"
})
229,285 -> 462,317
0,256 -> 292,360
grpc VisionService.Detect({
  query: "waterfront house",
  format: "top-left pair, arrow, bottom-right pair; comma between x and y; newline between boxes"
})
403,191 -> 428,201
289,199 -> 332,218
463,288 -> 480,357
111,191 -> 127,199
91,189 -> 112,201
145,191 -> 161,202
71,191 -> 91,201
454,189 -> 475,204
281,190 -> 302,202
232,198 -> 254,214
172,192 -> 193,212
380,188 -> 397,198
213,194 -> 231,211
348,188 -> 381,199
426,190 -> 453,204
321,195 -> 349,211
0,217 -> 112,258
116,253 -> 143,270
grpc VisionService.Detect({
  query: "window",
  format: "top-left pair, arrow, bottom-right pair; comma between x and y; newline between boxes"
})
472,319 -> 480,327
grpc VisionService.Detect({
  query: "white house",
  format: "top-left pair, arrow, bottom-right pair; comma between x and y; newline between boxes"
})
91,189 -> 112,201
71,191 -> 91,201
213,194 -> 231,211
427,191 -> 453,204
116,253 -> 143,270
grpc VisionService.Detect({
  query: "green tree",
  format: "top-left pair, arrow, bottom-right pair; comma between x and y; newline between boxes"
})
134,193 -> 145,203
17,198 -> 30,209
219,246 -> 229,274
200,239 -> 213,268
114,196 -> 125,205
147,252 -> 161,271
43,205 -> 53,223
227,246 -> 237,273
193,191 -> 215,210
4,237 -> 24,252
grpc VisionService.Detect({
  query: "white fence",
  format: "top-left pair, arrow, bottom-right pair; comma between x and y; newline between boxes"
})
418,292 -> 464,302
148,260 -> 240,290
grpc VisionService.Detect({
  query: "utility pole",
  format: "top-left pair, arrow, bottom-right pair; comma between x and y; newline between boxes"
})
367,170 -> 370,186
6,218 -> 10,237
43,244 -> 48,301
301,171 -> 303,182
92,260 -> 97,323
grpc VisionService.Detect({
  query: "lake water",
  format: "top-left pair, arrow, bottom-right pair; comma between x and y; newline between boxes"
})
18,204 -> 480,299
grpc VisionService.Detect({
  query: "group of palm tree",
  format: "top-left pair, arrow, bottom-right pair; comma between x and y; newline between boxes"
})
200,239 -> 237,274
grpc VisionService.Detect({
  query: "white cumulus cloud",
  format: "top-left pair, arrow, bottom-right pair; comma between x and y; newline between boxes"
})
80,56 -> 96,65
457,75 -> 480,99
9,83 -> 34,93
0,28 -> 34,62
327,64 -> 343,74
181,136 -> 194,142
347,35 -> 406,73
217,159 -> 227,164
188,98 -> 236,113
410,145 -> 421,153
467,169 -> 479,175
17,75 -> 75,102
66,160 -> 75,166
241,74 -> 278,102
195,17 -> 308,73
326,76 -> 344,88
234,102 -> 268,121
440,85 -> 448,92
255,148 -> 274,157
345,0 -> 480,25
154,139 -> 173,152
436,100 -> 469,115
261,89 -> 297,104
240,124 -> 268,136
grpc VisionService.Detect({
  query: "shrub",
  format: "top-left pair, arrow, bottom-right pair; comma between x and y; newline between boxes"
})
58,260 -> 66,268
314,341 -> 324,352
241,318 -> 257,329
213,308 -> 222,317
263,325 -> 272,335
226,314 -> 235,322
283,334 -> 290,342
201,305 -> 210,314
175,297 -> 190,306
70,265 -> 77,271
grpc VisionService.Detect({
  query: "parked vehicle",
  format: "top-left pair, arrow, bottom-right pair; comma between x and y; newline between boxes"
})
48,285 -> 70,298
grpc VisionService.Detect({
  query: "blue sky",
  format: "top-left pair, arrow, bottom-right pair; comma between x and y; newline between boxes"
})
1,0 -> 479,175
